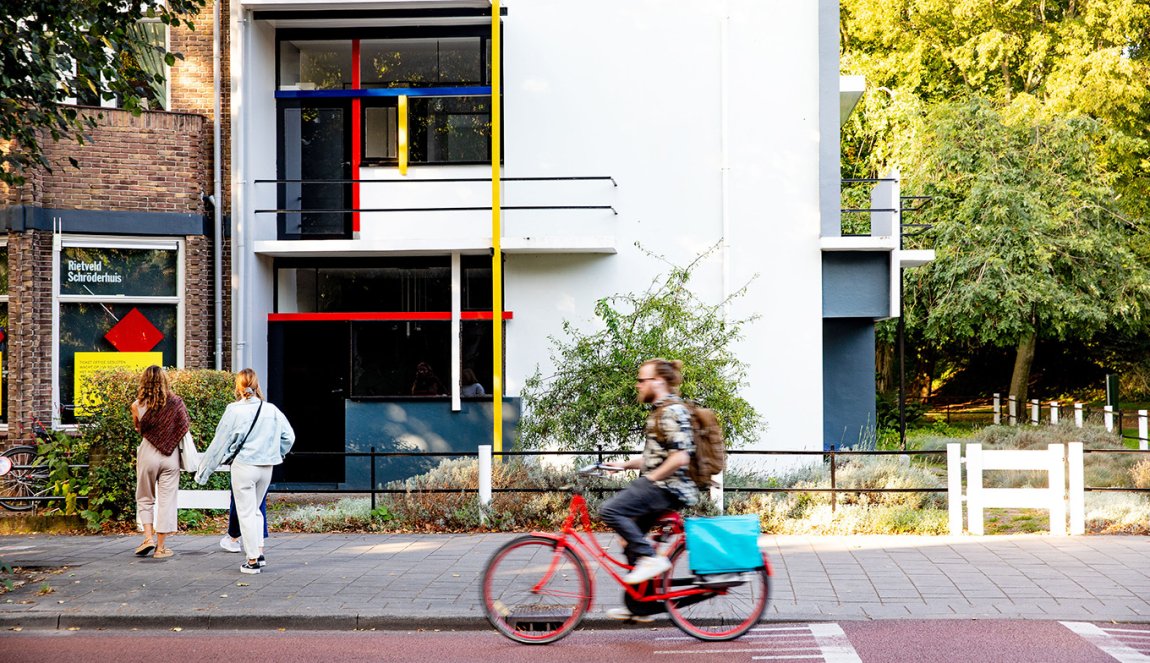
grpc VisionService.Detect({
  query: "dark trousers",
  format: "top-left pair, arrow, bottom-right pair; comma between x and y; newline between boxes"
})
227,492 -> 268,540
599,476 -> 681,564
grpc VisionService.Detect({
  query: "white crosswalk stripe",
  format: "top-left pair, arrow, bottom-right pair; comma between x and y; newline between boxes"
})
1062,621 -> 1150,662
651,623 -> 862,662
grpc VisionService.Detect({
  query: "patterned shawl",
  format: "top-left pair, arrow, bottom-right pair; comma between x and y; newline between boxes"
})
139,394 -> 190,456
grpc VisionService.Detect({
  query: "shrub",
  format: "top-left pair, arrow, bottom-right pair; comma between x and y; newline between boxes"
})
1131,459 -> 1150,490
64,368 -> 234,527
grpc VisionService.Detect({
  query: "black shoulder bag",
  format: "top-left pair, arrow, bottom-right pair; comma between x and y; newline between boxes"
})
224,400 -> 264,465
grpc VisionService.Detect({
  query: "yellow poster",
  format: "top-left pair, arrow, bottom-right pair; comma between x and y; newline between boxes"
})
74,352 -> 162,416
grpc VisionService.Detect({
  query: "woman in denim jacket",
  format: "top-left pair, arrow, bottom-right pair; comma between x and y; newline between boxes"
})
196,368 -> 295,574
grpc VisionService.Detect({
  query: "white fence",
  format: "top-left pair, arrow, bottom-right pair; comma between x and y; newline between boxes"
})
177,443 -> 1094,537
947,442 -> 1085,536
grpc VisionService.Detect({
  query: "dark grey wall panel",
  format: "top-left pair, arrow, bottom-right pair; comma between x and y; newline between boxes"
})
823,318 -> 876,449
822,252 -> 889,318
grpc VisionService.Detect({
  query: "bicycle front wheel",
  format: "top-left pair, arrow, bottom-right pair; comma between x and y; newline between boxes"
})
0,446 -> 50,512
481,535 -> 592,644
664,542 -> 770,641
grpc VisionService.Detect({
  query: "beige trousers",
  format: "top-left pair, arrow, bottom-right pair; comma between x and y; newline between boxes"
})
136,440 -> 180,534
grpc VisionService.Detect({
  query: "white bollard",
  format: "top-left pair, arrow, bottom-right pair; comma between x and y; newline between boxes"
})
478,444 -> 492,523
1030,399 -> 1040,425
1074,402 -> 1084,428
711,472 -> 724,515
1008,396 -> 1017,426
1104,405 -> 1114,433
947,443 -> 963,535
993,393 -> 1001,425
1050,402 -> 1059,425
1140,410 -> 1148,451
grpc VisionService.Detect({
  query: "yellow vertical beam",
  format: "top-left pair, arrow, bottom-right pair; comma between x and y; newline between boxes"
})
398,94 -> 408,176
490,2 -> 503,454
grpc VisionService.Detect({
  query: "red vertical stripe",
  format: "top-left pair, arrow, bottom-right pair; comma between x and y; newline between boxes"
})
351,40 -> 362,234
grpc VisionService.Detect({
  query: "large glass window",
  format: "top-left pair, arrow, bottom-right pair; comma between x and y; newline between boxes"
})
277,27 -> 497,177
73,19 -> 168,110
277,258 -> 451,312
279,40 -> 353,90
360,37 -> 486,87
57,242 -> 182,425
274,256 -> 499,399
279,104 -> 351,239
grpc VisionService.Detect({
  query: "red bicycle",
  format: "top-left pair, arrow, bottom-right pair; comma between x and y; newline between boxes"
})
480,465 -> 771,644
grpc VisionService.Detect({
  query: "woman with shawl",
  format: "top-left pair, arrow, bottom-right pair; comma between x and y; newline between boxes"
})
130,365 -> 189,559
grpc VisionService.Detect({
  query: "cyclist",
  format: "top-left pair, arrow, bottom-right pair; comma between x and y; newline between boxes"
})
601,358 -> 699,621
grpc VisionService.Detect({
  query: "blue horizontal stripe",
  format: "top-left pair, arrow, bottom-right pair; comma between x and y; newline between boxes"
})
276,86 -> 492,99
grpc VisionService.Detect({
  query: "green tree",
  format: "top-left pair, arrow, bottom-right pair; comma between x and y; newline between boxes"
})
519,247 -> 763,454
901,98 -> 1150,405
0,0 -> 206,186
841,0 -> 1150,219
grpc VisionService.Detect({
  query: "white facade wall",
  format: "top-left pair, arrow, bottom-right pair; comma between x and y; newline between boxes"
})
232,0 -> 824,455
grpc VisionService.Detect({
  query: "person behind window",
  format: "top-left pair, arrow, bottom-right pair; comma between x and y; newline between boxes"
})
130,365 -> 189,560
196,368 -> 295,574
411,361 -> 446,396
460,367 -> 485,397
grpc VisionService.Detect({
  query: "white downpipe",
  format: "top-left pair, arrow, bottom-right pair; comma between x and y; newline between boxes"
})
714,8 -> 729,508
212,0 -> 223,370
232,8 -> 249,369
719,10 -> 730,306
50,218 -> 62,429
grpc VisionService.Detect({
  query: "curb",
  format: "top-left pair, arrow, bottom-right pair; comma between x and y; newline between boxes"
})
0,612 -> 683,632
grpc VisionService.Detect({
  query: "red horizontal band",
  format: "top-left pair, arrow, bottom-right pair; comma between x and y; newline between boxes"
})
268,311 -> 513,322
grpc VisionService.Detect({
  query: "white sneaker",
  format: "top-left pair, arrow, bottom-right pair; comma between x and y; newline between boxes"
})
606,608 -> 655,624
219,535 -> 242,553
623,555 -> 671,584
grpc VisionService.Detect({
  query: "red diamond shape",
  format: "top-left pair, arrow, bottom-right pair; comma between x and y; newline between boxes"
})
104,308 -> 164,352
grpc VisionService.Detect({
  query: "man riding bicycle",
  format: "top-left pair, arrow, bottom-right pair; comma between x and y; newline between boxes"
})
601,358 -> 699,622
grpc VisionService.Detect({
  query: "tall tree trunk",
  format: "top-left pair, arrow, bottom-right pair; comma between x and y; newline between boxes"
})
1010,330 -> 1038,409
876,342 -> 896,395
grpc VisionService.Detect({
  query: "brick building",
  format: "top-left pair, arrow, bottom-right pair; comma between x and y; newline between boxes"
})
0,2 -> 229,441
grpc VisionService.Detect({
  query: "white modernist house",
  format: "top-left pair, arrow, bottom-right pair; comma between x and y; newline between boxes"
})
227,0 -> 878,487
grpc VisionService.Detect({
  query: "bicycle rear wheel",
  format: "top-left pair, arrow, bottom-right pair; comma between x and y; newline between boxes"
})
664,541 -> 770,641
481,535 -> 592,644
0,446 -> 50,512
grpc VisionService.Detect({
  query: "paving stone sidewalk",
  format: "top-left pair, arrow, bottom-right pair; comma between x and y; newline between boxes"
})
1,533 -> 1148,630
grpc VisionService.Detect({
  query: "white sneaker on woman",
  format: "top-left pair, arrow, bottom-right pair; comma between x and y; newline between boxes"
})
219,535 -> 242,553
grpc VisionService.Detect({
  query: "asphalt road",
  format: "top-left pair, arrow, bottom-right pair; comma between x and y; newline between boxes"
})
1,620 -> 1143,663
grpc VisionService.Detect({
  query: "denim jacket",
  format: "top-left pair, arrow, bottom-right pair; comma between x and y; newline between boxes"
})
195,397 -> 295,484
